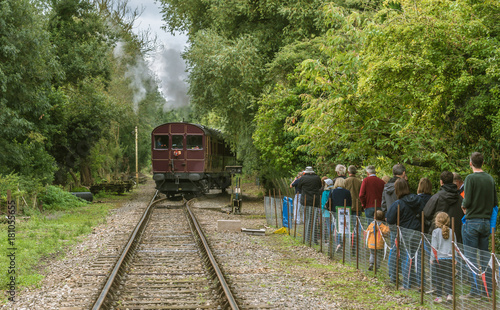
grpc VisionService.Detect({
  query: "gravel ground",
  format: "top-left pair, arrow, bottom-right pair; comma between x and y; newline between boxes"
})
192,191 -> 417,309
2,184 -> 156,310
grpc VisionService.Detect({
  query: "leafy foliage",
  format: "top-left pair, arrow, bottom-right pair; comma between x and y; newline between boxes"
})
39,185 -> 88,210
160,0 -> 500,189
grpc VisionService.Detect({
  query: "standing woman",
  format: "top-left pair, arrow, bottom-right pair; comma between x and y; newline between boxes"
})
329,178 -> 352,251
417,177 -> 433,207
386,178 -> 424,289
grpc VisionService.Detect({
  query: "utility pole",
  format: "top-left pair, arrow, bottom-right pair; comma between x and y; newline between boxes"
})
135,126 -> 139,187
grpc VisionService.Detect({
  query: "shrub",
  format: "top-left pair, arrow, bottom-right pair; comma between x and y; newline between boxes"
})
39,186 -> 88,211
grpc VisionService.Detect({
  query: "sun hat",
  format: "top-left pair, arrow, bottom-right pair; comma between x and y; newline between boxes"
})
304,166 -> 315,174
325,178 -> 334,189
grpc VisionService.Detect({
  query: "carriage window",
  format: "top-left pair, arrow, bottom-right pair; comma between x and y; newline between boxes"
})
187,135 -> 203,150
172,135 -> 184,149
154,135 -> 169,149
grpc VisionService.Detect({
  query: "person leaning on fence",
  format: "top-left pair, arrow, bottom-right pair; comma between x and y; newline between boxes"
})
386,178 -> 424,289
366,210 -> 389,271
460,152 -> 498,300
430,212 -> 455,304
423,171 -> 463,243
359,165 -> 385,219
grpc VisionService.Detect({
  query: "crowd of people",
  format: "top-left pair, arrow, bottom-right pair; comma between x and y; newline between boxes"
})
289,152 -> 498,303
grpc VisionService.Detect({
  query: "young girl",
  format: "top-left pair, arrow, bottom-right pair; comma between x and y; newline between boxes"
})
366,210 -> 389,271
431,212 -> 455,303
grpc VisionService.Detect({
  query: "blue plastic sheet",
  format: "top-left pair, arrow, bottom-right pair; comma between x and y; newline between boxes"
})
282,196 -> 293,228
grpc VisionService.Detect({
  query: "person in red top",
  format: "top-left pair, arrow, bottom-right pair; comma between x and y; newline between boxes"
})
359,165 -> 386,219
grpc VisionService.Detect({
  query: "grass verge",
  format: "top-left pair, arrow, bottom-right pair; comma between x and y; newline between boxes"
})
262,233 -> 418,309
0,191 -> 130,294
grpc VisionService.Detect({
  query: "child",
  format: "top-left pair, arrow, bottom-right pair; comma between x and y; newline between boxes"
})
431,212 -> 455,303
366,210 -> 389,271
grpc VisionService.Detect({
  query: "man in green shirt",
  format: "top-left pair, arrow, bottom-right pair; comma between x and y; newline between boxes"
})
460,152 -> 497,299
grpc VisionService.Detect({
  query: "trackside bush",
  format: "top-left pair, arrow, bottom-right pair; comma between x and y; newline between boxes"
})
39,186 -> 88,211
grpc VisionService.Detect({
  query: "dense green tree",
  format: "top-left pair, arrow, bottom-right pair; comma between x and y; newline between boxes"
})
0,0 -> 60,184
287,0 -> 500,183
48,0 -> 113,86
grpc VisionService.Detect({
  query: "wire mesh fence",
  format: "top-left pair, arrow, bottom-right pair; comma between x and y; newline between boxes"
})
265,194 -> 499,309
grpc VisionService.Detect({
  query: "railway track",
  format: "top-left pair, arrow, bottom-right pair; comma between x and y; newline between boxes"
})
92,192 -> 239,310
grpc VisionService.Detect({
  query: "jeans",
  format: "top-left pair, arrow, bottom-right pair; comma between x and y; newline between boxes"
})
388,226 -> 399,283
462,218 -> 491,296
402,229 -> 421,289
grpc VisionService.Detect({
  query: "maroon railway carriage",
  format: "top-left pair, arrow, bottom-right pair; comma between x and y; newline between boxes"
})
151,122 -> 235,196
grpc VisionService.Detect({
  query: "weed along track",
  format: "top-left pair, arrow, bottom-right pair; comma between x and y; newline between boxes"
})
92,193 -> 239,310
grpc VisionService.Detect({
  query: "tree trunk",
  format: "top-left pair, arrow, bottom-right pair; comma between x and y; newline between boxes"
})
80,160 -> 93,186
69,169 -> 79,186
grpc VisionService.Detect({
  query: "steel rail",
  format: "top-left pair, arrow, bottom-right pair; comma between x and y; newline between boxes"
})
185,202 -> 240,310
92,190 -> 159,310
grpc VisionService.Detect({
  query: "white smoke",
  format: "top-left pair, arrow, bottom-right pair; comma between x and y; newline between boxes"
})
113,40 -> 126,59
149,44 -> 190,110
125,55 -> 152,113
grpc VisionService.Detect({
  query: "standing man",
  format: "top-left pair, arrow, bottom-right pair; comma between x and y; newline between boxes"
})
345,165 -> 363,255
297,166 -> 323,244
453,172 -> 465,198
345,165 -> 362,213
359,165 -> 385,219
460,152 -> 497,299
381,164 -> 407,213
423,171 -> 463,243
